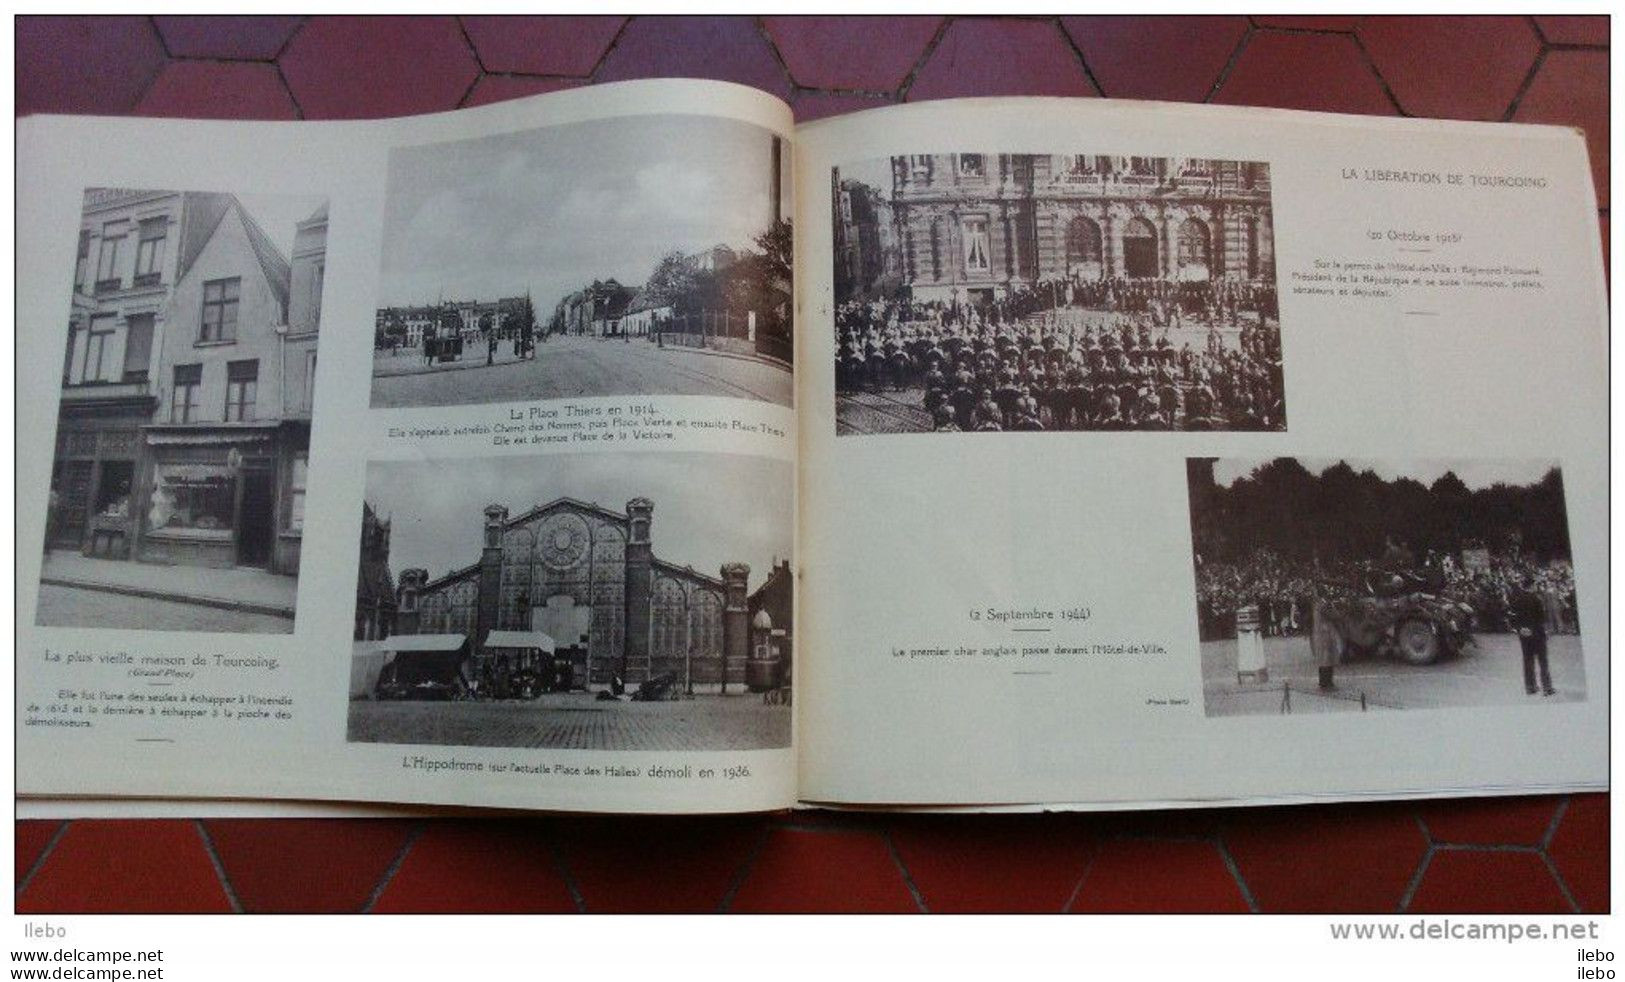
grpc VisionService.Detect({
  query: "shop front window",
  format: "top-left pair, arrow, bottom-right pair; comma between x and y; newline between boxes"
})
148,464 -> 235,534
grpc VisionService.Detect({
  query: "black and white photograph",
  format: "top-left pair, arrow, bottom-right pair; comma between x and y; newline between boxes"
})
38,187 -> 328,634
370,115 -> 794,411
349,452 -> 793,751
832,153 -> 1282,434
1188,457 -> 1583,717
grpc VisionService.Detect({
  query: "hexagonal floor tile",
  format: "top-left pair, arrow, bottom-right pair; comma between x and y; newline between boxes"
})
460,16 -> 625,77
369,821 -> 577,912
763,16 -> 942,92
1407,850 -> 1572,912
1548,794 -> 1608,912
889,814 -> 1097,912
1252,15 -> 1362,32
1063,16 -> 1248,103
908,18 -> 1096,102
1513,49 -> 1609,208
153,15 -> 304,60
204,819 -> 413,912
790,91 -> 894,123
1071,838 -> 1250,912
1533,16 -> 1609,46
16,16 -> 168,115
279,16 -> 481,119
727,827 -> 918,912
18,820 -> 232,913
596,16 -> 791,100
463,75 -> 583,109
16,821 -> 63,884
1215,32 -> 1396,115
135,62 -> 300,120
1418,795 -> 1560,847
1223,804 -> 1427,912
553,815 -> 763,912
1361,16 -> 1540,120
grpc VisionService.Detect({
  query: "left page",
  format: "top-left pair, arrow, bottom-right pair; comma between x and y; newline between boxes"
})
16,79 -> 800,814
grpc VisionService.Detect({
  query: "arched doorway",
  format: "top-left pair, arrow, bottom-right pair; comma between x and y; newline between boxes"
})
1121,217 -> 1159,278
1177,217 -> 1211,281
1064,215 -> 1103,279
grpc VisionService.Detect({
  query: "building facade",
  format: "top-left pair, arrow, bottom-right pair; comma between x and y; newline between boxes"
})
389,496 -> 780,689
50,189 -> 325,577
876,153 -> 1275,304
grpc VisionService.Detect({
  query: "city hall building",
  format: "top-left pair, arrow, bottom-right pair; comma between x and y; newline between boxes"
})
389,496 -> 790,690
841,153 -> 1276,303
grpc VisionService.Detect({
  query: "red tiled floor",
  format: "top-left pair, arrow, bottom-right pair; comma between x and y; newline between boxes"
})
1097,806 -> 1224,840
764,16 -> 943,92
728,827 -> 918,912
1549,794 -> 1609,913
459,16 -> 625,77
1418,796 -> 1560,846
1513,49 -> 1610,208
279,16 -> 481,119
1223,805 -> 1427,912
1533,15 -> 1609,47
16,821 -> 63,884
135,62 -> 300,120
1407,850 -> 1573,913
1063,16 -> 1248,103
553,816 -> 762,912
369,821 -> 577,913
908,18 -> 1096,102
463,75 -> 584,110
204,819 -> 413,913
151,15 -> 304,60
888,815 -> 1096,912
1216,32 -> 1396,115
1072,838 -> 1250,912
596,16 -> 791,100
1360,16 -> 1540,120
1251,15 -> 1362,33
16,16 -> 167,115
790,91 -> 895,123
18,820 -> 232,913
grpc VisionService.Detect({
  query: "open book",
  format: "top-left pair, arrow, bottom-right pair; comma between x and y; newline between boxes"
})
16,79 -> 1608,815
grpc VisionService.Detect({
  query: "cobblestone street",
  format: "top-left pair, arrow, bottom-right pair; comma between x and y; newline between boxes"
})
348,693 -> 791,751
371,335 -> 792,409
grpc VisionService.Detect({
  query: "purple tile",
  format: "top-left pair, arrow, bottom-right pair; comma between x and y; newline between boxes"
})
1361,16 -> 1540,121
17,15 -> 168,116
790,90 -> 895,123
908,18 -> 1096,102
153,15 -> 304,61
1215,32 -> 1396,116
136,61 -> 299,120
463,75 -> 584,109
1064,15 -> 1249,103
764,16 -> 943,92
596,16 -> 792,100
1513,49 -> 1609,209
1533,16 -> 1609,47
460,16 -> 625,77
279,16 -> 480,119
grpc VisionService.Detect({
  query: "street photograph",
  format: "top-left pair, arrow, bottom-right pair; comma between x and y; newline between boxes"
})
371,114 -> 794,410
833,152 -> 1281,434
39,187 -> 328,633
349,451 -> 793,751
1187,457 -> 1582,717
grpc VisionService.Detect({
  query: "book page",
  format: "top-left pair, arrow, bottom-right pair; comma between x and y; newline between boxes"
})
793,98 -> 1607,807
16,79 -> 800,814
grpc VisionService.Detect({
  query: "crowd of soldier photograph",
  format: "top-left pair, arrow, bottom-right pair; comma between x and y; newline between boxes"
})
39,187 -> 327,634
370,114 -> 794,412
832,152 -> 1282,435
349,452 -> 793,752
1186,457 -> 1582,717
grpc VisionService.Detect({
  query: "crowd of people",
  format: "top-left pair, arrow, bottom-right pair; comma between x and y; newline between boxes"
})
836,277 -> 1285,432
1195,547 -> 1579,641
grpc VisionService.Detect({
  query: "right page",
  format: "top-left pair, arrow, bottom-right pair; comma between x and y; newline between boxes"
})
792,98 -> 1608,808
